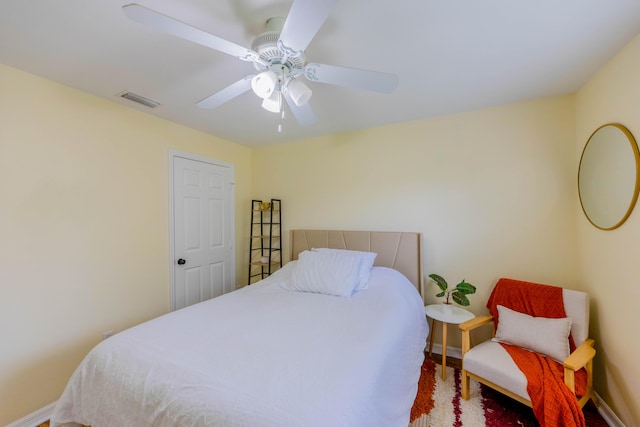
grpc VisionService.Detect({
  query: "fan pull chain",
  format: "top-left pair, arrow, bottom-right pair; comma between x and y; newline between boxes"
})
278,68 -> 285,133
278,109 -> 286,133
277,91 -> 284,133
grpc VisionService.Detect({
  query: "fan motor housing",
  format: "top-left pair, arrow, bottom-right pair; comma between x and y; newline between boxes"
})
251,20 -> 306,71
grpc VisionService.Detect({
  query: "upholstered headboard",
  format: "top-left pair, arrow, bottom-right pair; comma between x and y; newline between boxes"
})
290,230 -> 423,295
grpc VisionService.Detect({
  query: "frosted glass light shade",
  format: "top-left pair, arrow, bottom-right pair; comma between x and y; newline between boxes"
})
261,90 -> 281,113
251,71 -> 277,99
287,78 -> 312,106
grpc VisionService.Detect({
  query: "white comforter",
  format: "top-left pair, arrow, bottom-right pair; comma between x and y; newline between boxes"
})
51,264 -> 428,427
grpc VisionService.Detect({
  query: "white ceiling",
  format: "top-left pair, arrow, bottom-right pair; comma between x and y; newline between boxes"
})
1,0 -> 640,147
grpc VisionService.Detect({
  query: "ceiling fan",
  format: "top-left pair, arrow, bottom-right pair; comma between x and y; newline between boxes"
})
122,0 -> 399,128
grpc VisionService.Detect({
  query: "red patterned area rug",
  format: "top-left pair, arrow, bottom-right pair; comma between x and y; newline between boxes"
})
409,358 -> 608,426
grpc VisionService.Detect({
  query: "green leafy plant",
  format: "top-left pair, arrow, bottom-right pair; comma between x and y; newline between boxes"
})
428,273 -> 476,306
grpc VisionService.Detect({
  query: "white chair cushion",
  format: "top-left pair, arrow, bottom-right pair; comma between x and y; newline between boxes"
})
463,340 -> 529,401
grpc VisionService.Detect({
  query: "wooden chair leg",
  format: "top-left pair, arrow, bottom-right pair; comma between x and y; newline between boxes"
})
461,369 -> 470,400
460,326 -> 471,400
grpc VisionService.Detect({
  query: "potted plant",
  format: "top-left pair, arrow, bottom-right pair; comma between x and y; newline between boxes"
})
428,273 -> 476,308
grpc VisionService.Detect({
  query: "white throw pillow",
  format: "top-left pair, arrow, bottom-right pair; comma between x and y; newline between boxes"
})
285,249 -> 376,297
311,248 -> 377,291
492,305 -> 573,362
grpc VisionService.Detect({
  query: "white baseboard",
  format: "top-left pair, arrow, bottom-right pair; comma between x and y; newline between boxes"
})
593,393 -> 626,427
427,343 -> 463,360
5,401 -> 56,427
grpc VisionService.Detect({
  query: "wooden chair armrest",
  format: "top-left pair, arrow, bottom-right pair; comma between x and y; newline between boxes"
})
564,338 -> 595,371
459,315 -> 494,332
563,338 -> 595,395
459,315 -> 493,356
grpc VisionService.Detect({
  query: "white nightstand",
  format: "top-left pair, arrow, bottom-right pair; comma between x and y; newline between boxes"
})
424,304 -> 475,380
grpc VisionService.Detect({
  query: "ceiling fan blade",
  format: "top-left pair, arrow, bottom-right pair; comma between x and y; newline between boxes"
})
196,76 -> 254,109
284,91 -> 316,126
278,0 -> 337,55
304,63 -> 399,94
123,4 -> 260,62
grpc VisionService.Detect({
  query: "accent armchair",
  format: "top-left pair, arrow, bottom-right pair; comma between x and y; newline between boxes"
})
458,279 -> 595,411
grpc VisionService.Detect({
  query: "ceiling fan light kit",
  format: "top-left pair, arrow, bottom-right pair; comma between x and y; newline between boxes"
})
261,90 -> 283,113
286,78 -> 312,107
250,70 -> 278,99
122,0 -> 398,129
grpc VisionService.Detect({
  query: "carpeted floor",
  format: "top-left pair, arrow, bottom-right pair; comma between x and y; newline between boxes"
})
410,357 -> 608,426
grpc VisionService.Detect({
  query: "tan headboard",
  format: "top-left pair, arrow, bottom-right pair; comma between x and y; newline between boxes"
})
290,230 -> 423,295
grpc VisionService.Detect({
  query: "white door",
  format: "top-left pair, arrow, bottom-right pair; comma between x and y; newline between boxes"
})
170,152 -> 235,311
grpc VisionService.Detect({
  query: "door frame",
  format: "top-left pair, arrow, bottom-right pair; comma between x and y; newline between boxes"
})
168,150 -> 236,311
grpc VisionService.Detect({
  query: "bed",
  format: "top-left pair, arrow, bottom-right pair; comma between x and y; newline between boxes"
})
51,230 -> 428,427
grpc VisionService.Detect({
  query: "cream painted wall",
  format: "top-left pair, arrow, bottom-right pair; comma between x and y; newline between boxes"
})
0,64 -> 252,425
576,33 -> 640,427
253,95 -> 578,349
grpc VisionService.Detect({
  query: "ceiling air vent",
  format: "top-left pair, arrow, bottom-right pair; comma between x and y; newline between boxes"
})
119,91 -> 161,108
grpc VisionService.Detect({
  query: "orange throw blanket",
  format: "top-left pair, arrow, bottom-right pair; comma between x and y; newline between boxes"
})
487,278 -> 587,427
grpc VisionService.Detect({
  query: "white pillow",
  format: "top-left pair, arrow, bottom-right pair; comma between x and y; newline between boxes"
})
311,248 -> 377,291
492,305 -> 573,362
285,249 -> 376,297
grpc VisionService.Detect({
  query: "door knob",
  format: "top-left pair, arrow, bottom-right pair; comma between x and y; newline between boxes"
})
177,258 -> 186,265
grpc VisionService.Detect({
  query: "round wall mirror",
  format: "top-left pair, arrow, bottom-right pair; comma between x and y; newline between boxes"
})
578,123 -> 640,230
